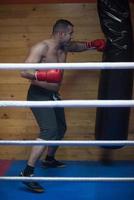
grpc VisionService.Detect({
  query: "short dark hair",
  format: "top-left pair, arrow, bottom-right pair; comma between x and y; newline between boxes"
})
52,19 -> 73,34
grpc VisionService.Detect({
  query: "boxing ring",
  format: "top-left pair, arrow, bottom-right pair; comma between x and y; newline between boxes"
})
0,63 -> 134,192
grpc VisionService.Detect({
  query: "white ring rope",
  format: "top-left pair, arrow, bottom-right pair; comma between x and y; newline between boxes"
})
0,63 -> 133,183
0,176 -> 133,182
0,140 -> 134,146
0,62 -> 134,70
0,100 -> 134,107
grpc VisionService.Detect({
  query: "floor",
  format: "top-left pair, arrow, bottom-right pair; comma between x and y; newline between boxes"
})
0,160 -> 134,200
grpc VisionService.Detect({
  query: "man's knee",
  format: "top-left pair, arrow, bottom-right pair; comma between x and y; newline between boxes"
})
57,125 -> 67,140
39,128 -> 59,140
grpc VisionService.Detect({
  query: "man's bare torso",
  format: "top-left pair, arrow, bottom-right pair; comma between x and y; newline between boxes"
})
38,39 -> 67,63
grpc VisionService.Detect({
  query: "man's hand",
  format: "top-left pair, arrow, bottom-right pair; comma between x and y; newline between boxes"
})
86,39 -> 106,51
35,69 -> 63,83
21,70 -> 35,80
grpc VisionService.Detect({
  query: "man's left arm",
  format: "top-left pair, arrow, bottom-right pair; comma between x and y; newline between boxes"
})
65,39 -> 106,52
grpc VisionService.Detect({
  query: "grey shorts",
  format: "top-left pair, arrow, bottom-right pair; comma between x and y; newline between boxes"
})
27,85 -> 67,140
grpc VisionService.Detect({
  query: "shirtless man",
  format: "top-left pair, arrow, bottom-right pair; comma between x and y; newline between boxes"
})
20,19 -> 105,193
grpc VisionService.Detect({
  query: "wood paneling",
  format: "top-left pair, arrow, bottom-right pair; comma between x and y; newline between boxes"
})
0,3 -> 134,161
0,0 -> 133,5
0,0 -> 97,4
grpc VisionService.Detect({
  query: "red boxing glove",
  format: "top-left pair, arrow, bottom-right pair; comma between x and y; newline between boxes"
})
86,39 -> 106,51
35,69 -> 63,83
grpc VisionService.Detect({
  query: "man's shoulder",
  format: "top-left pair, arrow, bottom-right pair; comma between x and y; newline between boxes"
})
31,40 -> 49,51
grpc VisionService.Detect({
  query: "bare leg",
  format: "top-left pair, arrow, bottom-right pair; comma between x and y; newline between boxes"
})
21,138 -> 46,193
28,138 -> 46,167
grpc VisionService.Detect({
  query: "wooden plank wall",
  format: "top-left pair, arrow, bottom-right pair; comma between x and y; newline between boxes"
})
0,0 -> 134,4
0,3 -> 134,160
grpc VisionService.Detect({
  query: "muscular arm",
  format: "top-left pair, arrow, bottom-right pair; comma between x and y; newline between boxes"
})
64,41 -> 89,52
31,80 -> 61,92
21,42 -> 61,92
65,39 -> 106,52
21,42 -> 47,80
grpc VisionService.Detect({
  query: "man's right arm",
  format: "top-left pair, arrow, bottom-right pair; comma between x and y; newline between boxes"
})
21,43 -> 47,80
30,80 -> 61,92
21,43 -> 62,92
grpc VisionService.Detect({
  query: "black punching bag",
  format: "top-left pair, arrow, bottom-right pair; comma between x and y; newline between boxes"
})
95,0 -> 133,148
